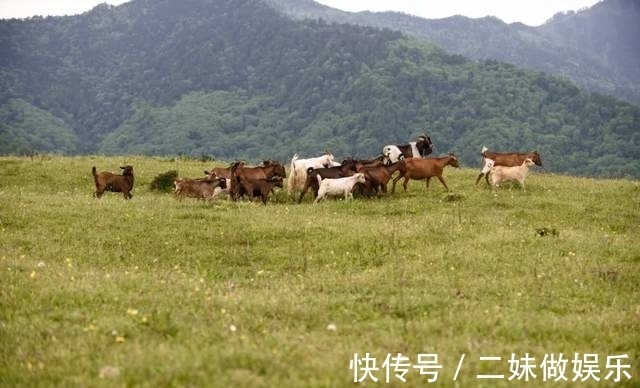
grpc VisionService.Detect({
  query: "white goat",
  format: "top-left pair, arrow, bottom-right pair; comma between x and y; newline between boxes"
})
481,157 -> 495,175
314,173 -> 366,203
382,145 -> 404,164
491,158 -> 535,191
287,152 -> 338,193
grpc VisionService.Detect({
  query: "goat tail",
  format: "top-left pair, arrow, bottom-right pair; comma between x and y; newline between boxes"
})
290,153 -> 299,177
287,153 -> 299,193
91,166 -> 100,197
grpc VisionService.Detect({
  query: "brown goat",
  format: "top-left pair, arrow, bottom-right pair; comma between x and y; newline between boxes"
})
344,156 -> 386,170
173,176 -> 227,200
206,159 -> 284,181
247,176 -> 284,205
205,166 -> 232,180
476,147 -> 542,185
357,160 -> 406,195
229,161 -> 284,204
392,154 -> 460,192
92,165 -> 134,199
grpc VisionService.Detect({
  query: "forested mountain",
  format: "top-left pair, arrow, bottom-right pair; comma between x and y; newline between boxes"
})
1,0 -> 639,178
269,0 -> 640,103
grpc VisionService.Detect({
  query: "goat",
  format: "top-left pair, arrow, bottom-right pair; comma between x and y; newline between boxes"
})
206,159 -> 284,181
490,158 -> 536,191
204,160 -> 283,201
338,157 -> 387,198
200,170 -> 232,200
239,175 -> 284,205
357,160 -> 406,195
287,152 -> 339,193
297,159 -> 359,203
92,165 -> 134,199
229,161 -> 284,204
173,176 -> 227,200
476,146 -> 542,185
253,176 -> 284,204
350,156 -> 386,170
381,145 -> 404,164
392,154 -> 460,192
382,134 -> 434,164
314,173 -> 366,203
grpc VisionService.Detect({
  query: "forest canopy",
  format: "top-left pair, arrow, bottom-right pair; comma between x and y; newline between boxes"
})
0,0 -> 638,178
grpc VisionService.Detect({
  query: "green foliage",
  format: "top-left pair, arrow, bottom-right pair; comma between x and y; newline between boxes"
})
0,155 -> 638,387
272,0 -> 640,103
0,99 -> 77,154
0,0 -> 639,178
148,169 -> 178,193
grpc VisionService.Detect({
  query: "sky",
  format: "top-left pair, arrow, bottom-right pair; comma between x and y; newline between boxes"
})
0,0 -> 601,26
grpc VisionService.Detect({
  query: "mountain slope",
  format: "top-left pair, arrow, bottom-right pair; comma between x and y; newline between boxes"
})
539,0 -> 640,91
0,0 -> 638,178
267,0 -> 640,103
0,98 -> 78,154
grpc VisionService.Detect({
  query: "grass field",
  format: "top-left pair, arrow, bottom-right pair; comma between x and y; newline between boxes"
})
1,155 -> 638,387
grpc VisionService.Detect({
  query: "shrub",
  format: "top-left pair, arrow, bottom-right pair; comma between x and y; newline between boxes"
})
149,170 -> 178,192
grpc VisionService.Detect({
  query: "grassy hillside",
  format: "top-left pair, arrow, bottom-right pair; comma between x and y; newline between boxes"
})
0,155 -> 638,387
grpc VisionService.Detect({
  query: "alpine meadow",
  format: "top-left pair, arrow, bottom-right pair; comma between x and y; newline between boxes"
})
1,155 -> 639,387
1,0 -> 640,387
1,0 -> 639,178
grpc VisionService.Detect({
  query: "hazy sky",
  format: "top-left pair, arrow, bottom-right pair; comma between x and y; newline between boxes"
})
0,0 -> 129,19
0,0 -> 601,26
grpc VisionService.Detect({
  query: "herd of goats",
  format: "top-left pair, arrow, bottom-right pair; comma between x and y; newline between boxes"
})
91,134 -> 543,203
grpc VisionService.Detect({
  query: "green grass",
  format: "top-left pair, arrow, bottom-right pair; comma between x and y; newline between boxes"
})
1,155 -> 638,387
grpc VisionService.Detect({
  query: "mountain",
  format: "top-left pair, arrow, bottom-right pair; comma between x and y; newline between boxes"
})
268,0 -> 640,103
539,0 -> 640,97
0,0 -> 638,178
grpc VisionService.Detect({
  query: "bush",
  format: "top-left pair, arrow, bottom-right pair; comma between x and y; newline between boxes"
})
149,170 -> 178,192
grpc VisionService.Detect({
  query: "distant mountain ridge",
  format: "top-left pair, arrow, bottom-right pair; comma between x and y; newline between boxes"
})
0,0 -> 638,178
267,0 -> 640,103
